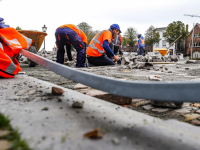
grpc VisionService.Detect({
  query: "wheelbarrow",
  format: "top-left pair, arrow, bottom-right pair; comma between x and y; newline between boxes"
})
154,35 -> 182,56
18,30 -> 47,67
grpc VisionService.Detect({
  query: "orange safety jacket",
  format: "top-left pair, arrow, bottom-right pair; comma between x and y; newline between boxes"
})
87,30 -> 112,57
0,27 -> 32,78
58,24 -> 87,44
140,38 -> 145,45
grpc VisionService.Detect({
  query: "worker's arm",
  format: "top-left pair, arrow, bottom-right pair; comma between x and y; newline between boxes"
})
103,40 -> 120,61
103,40 -> 114,56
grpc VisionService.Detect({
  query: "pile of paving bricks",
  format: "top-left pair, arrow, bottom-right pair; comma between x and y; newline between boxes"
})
121,51 -> 180,69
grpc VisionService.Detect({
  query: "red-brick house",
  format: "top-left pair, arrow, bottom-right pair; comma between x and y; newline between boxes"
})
185,23 -> 200,58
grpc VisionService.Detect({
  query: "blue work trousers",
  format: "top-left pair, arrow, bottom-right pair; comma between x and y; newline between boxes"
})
55,27 -> 85,67
87,53 -> 115,66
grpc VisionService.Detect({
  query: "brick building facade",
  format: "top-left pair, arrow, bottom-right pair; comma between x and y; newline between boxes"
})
185,23 -> 200,58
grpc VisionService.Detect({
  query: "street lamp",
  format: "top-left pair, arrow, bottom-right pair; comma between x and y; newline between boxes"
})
42,24 -> 47,50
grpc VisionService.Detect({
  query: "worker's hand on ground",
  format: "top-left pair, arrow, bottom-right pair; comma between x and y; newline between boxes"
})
113,55 -> 120,61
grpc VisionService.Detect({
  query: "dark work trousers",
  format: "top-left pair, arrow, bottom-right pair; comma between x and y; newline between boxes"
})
55,27 -> 85,67
87,53 -> 115,66
138,47 -> 144,56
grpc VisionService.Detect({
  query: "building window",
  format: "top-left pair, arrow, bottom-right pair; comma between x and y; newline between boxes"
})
194,34 -> 200,37
155,43 -> 159,47
163,32 -> 166,37
162,40 -> 166,47
169,49 -> 173,55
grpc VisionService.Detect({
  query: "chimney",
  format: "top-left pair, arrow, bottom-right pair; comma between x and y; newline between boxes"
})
186,24 -> 188,33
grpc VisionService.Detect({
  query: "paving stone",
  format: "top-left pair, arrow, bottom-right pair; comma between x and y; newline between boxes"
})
186,106 -> 199,111
0,140 -> 9,150
182,103 -> 191,108
142,105 -> 154,110
182,114 -> 200,122
175,108 -> 191,114
73,83 -> 90,90
151,101 -> 183,108
152,108 -> 169,113
190,120 -> 200,126
0,130 -> 10,137
190,103 -> 200,108
86,89 -> 132,105
132,100 -> 151,107
74,89 -> 89,94
148,75 -> 162,81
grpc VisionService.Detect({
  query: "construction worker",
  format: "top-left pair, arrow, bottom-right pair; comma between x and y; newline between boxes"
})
110,34 -> 122,55
86,24 -> 121,66
137,34 -> 145,56
0,17 -> 32,78
55,24 -> 87,67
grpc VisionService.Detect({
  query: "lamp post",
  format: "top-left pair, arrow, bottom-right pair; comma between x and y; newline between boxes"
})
42,24 -> 47,50
184,14 -> 200,59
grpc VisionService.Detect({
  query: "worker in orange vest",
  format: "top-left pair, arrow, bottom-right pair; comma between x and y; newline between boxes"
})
86,24 -> 121,66
55,24 -> 87,67
110,34 -> 122,55
0,17 -> 32,78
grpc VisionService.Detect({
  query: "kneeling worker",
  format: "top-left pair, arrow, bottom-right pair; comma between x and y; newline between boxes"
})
86,24 -> 121,66
55,24 -> 87,67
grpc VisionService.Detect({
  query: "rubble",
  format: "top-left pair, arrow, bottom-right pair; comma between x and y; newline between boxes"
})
52,87 -> 64,95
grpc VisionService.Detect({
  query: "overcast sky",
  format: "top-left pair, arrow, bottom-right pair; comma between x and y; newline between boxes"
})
1,0 -> 200,51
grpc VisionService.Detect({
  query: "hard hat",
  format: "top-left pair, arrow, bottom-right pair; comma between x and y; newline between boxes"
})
110,24 -> 121,33
137,34 -> 141,38
0,18 -> 4,22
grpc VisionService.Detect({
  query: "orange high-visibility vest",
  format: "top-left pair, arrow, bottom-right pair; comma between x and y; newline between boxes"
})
87,30 -> 112,57
140,38 -> 145,45
58,24 -> 87,44
0,27 -> 32,78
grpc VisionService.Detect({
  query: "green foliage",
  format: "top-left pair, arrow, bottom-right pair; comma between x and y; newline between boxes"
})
164,21 -> 188,44
77,22 -> 92,36
87,30 -> 100,45
123,27 -> 137,46
77,22 -> 100,45
144,25 -> 160,47
0,113 -> 31,150
0,113 -> 11,130
16,26 -> 22,30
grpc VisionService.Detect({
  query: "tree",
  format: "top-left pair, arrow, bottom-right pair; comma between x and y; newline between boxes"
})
144,25 -> 160,47
16,26 -> 22,30
77,22 -> 92,36
123,27 -> 137,46
164,21 -> 188,52
87,30 -> 100,45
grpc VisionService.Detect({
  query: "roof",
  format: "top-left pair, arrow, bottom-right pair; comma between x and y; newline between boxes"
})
188,23 -> 200,34
155,27 -> 167,31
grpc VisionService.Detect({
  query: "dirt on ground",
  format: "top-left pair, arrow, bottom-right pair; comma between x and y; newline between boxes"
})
20,61 -> 200,124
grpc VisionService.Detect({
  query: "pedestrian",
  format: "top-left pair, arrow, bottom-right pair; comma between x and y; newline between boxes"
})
137,34 -> 145,56
86,24 -> 121,66
55,24 -> 87,67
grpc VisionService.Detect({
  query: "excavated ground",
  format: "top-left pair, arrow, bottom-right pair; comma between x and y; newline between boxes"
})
20,60 -> 200,123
